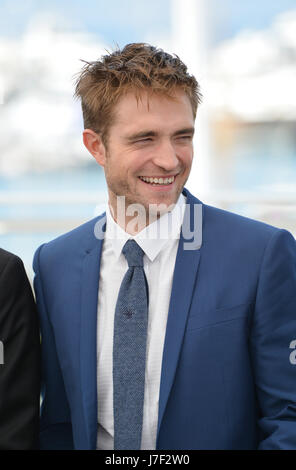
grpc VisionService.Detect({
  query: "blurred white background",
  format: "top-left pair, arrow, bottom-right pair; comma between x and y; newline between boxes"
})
0,0 -> 295,278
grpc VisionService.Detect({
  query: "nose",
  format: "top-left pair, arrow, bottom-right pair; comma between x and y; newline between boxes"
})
151,139 -> 179,172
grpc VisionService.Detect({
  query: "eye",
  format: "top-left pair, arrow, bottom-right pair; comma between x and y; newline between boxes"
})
135,138 -> 153,144
177,135 -> 193,141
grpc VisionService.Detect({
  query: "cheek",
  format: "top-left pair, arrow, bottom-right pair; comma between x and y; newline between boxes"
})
178,148 -> 193,167
105,155 -> 123,176
127,153 -> 149,176
185,146 -> 194,162
186,152 -> 193,166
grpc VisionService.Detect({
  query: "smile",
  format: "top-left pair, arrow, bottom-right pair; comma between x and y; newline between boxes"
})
138,176 -> 175,185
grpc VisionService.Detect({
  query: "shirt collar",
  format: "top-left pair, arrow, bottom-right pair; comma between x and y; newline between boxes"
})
105,193 -> 186,262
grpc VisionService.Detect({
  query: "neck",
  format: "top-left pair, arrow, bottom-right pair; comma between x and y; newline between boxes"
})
108,198 -> 175,235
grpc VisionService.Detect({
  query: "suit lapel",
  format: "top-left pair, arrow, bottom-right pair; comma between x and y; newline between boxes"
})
80,214 -> 106,449
157,190 -> 203,441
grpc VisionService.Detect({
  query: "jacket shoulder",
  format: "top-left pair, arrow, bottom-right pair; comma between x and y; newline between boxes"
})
203,202 -> 282,237
200,202 -> 296,258
33,213 -> 106,271
0,248 -> 25,275
185,188 -> 283,240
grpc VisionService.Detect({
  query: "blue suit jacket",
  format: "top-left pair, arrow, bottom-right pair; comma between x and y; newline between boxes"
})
33,188 -> 296,449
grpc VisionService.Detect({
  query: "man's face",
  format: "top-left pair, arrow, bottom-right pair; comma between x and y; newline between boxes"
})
101,89 -> 195,217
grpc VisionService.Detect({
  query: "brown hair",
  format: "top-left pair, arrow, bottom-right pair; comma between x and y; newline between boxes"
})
74,42 -> 202,144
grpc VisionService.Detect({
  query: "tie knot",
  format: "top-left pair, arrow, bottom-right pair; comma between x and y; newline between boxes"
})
122,240 -> 144,267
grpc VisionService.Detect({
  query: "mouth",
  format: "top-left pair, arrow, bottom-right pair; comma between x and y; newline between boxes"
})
138,175 -> 176,186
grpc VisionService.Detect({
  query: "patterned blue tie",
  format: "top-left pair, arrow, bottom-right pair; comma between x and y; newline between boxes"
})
113,239 -> 149,450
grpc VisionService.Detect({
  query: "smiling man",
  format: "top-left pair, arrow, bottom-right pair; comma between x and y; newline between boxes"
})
33,43 -> 296,450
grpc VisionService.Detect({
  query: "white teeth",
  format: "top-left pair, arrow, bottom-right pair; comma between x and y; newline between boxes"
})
139,176 -> 175,185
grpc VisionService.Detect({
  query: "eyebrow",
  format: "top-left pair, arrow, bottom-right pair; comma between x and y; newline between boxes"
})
125,127 -> 195,142
173,127 -> 195,137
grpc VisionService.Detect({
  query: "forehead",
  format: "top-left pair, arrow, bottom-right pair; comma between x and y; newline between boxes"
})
110,89 -> 195,133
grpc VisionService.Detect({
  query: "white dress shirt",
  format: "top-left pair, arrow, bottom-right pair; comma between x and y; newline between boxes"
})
96,194 -> 186,450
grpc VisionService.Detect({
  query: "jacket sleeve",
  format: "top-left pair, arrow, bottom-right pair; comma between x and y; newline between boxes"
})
33,244 -> 74,450
249,229 -> 296,449
0,254 -> 40,449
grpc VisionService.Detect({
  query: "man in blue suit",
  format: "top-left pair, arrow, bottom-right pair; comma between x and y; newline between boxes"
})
33,43 -> 296,450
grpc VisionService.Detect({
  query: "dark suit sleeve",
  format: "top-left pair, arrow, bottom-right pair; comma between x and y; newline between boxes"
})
33,245 -> 74,450
249,229 -> 296,449
0,252 -> 40,449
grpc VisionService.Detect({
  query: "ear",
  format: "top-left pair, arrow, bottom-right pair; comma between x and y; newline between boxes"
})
83,129 -> 106,167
